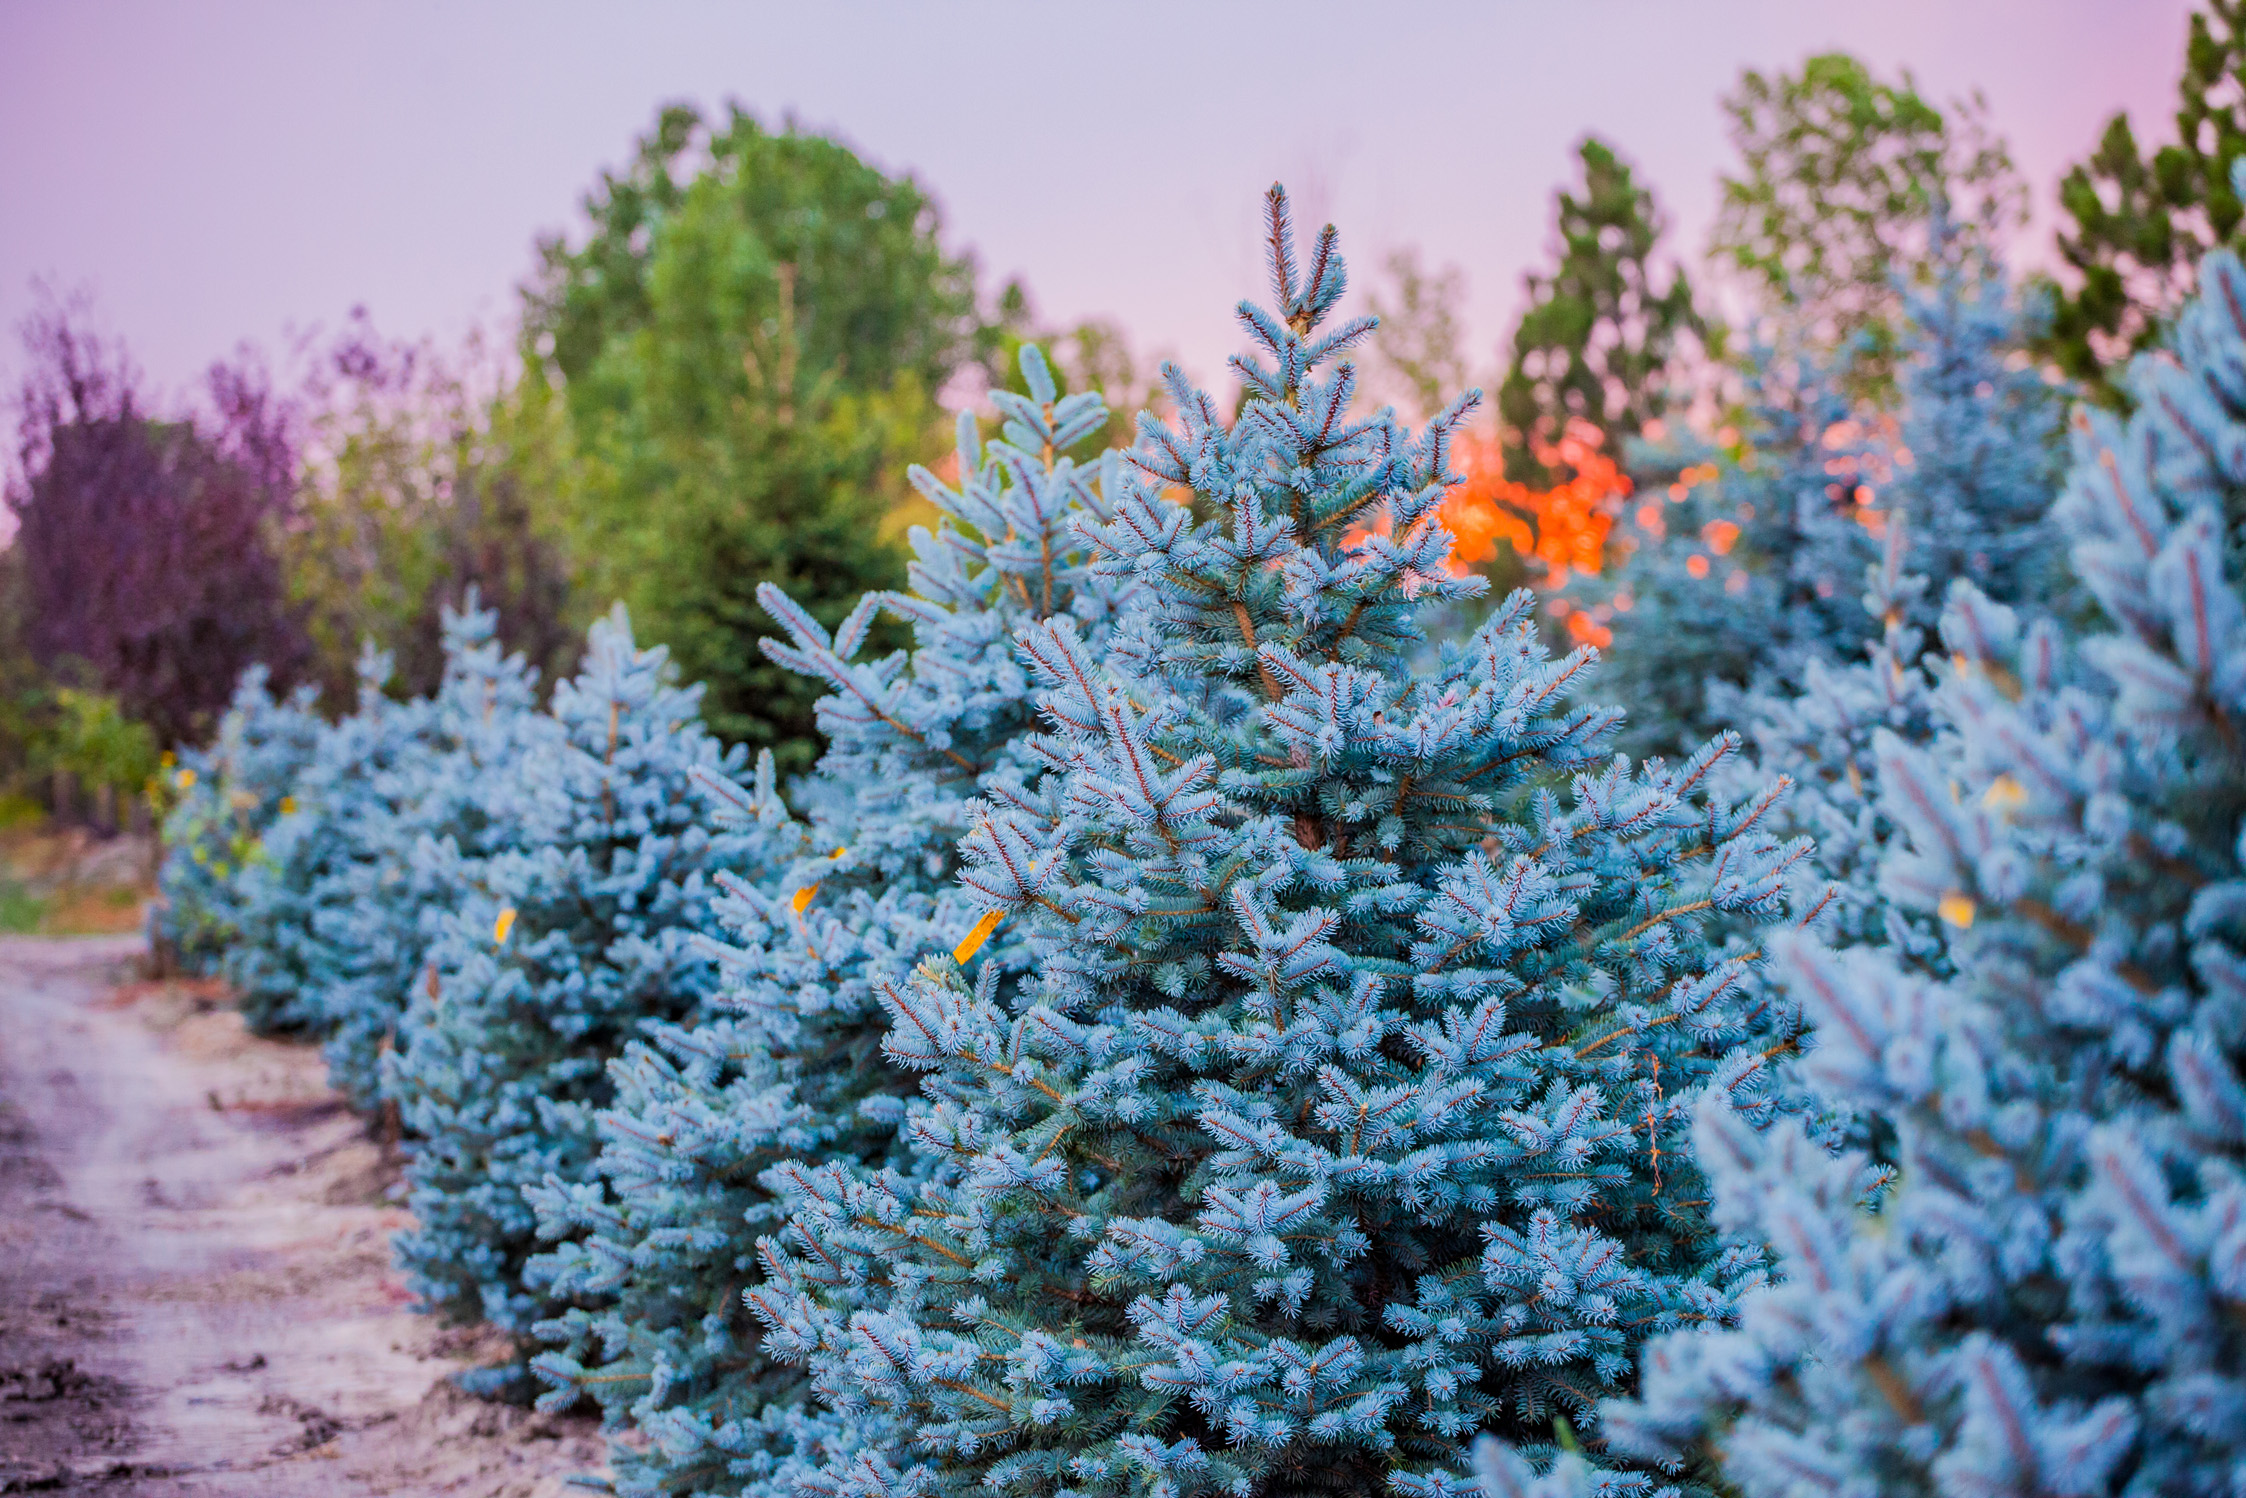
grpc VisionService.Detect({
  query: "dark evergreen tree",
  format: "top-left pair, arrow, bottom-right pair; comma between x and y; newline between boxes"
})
524,105 -> 980,773
2047,0 -> 2246,396
1497,138 -> 1705,484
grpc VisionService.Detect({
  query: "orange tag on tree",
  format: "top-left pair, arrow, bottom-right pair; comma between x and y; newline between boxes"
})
1937,891 -> 1976,929
1981,775 -> 2027,813
954,909 -> 1004,964
791,849 -> 850,915
494,907 -> 517,946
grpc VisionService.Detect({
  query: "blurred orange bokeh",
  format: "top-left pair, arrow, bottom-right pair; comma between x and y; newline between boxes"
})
1341,418 -> 1632,646
1435,420 -> 1631,594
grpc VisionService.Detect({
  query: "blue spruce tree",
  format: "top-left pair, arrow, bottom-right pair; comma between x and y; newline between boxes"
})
743,188 -> 1821,1498
525,344 -> 1131,1495
1590,228 -> 2063,761
382,606 -> 777,1393
1877,225 -> 2066,619
1717,518 -> 1941,956
1583,341 -> 1876,760
1535,248 -> 2246,1498
157,664 -> 325,977
221,644 -> 437,1036
1711,246 -> 2070,958
311,599 -> 560,1109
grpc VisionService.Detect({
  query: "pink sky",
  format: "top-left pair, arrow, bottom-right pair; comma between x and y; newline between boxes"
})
0,0 -> 2196,418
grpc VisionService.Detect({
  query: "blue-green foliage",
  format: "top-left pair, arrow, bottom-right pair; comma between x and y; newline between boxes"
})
1878,238 -> 2066,621
223,644 -> 436,1035
157,664 -> 324,976
310,603 -> 560,1109
383,606 -> 773,1390
1593,239 -> 2063,761
1700,250 -> 2067,956
1585,344 -> 1875,759
1719,522 -> 1943,956
742,189 -> 1820,1498
1511,249 -> 2246,1498
525,344 -> 1129,1496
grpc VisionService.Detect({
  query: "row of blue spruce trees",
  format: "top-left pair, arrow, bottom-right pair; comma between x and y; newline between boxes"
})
160,184 -> 2244,1498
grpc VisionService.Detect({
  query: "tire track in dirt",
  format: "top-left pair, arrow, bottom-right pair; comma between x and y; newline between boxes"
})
0,936 -> 610,1495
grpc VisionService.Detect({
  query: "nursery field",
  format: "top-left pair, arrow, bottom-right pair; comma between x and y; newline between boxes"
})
0,936 -> 603,1495
8,15 -> 2246,1495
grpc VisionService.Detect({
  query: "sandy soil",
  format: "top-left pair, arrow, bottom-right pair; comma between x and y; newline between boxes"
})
0,936 -> 609,1495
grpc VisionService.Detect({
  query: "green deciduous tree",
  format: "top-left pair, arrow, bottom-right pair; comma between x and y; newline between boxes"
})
1713,53 -> 2024,385
287,317 -> 578,710
1369,247 -> 1472,423
2046,0 -> 2246,395
524,105 -> 982,773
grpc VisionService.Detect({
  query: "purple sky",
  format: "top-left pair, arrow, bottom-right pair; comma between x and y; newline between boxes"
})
0,0 -> 2195,420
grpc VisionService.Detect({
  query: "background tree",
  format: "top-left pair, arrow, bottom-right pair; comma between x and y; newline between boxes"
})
1514,244 -> 2246,1498
978,278 -> 1156,453
157,664 -> 325,974
523,104 -> 981,772
1497,137 -> 1706,483
2045,0 -> 2246,395
1369,247 -> 1472,422
287,313 -> 579,708
1713,53 -> 2024,385
5,296 -> 307,750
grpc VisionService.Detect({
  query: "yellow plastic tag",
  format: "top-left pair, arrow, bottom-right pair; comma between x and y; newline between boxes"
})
1981,774 -> 2027,813
953,908 -> 1004,964
1937,892 -> 1976,929
279,796 -> 297,816
175,767 -> 198,790
791,849 -> 849,915
494,907 -> 517,946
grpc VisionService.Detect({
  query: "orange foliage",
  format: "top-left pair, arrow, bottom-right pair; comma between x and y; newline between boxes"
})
1435,420 -> 1631,590
1337,420 -> 1632,641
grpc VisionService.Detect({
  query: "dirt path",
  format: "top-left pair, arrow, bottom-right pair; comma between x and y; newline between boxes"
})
0,936 -> 609,1494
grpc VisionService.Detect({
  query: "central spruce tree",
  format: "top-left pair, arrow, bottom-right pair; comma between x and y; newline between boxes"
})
744,189 -> 1822,1498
